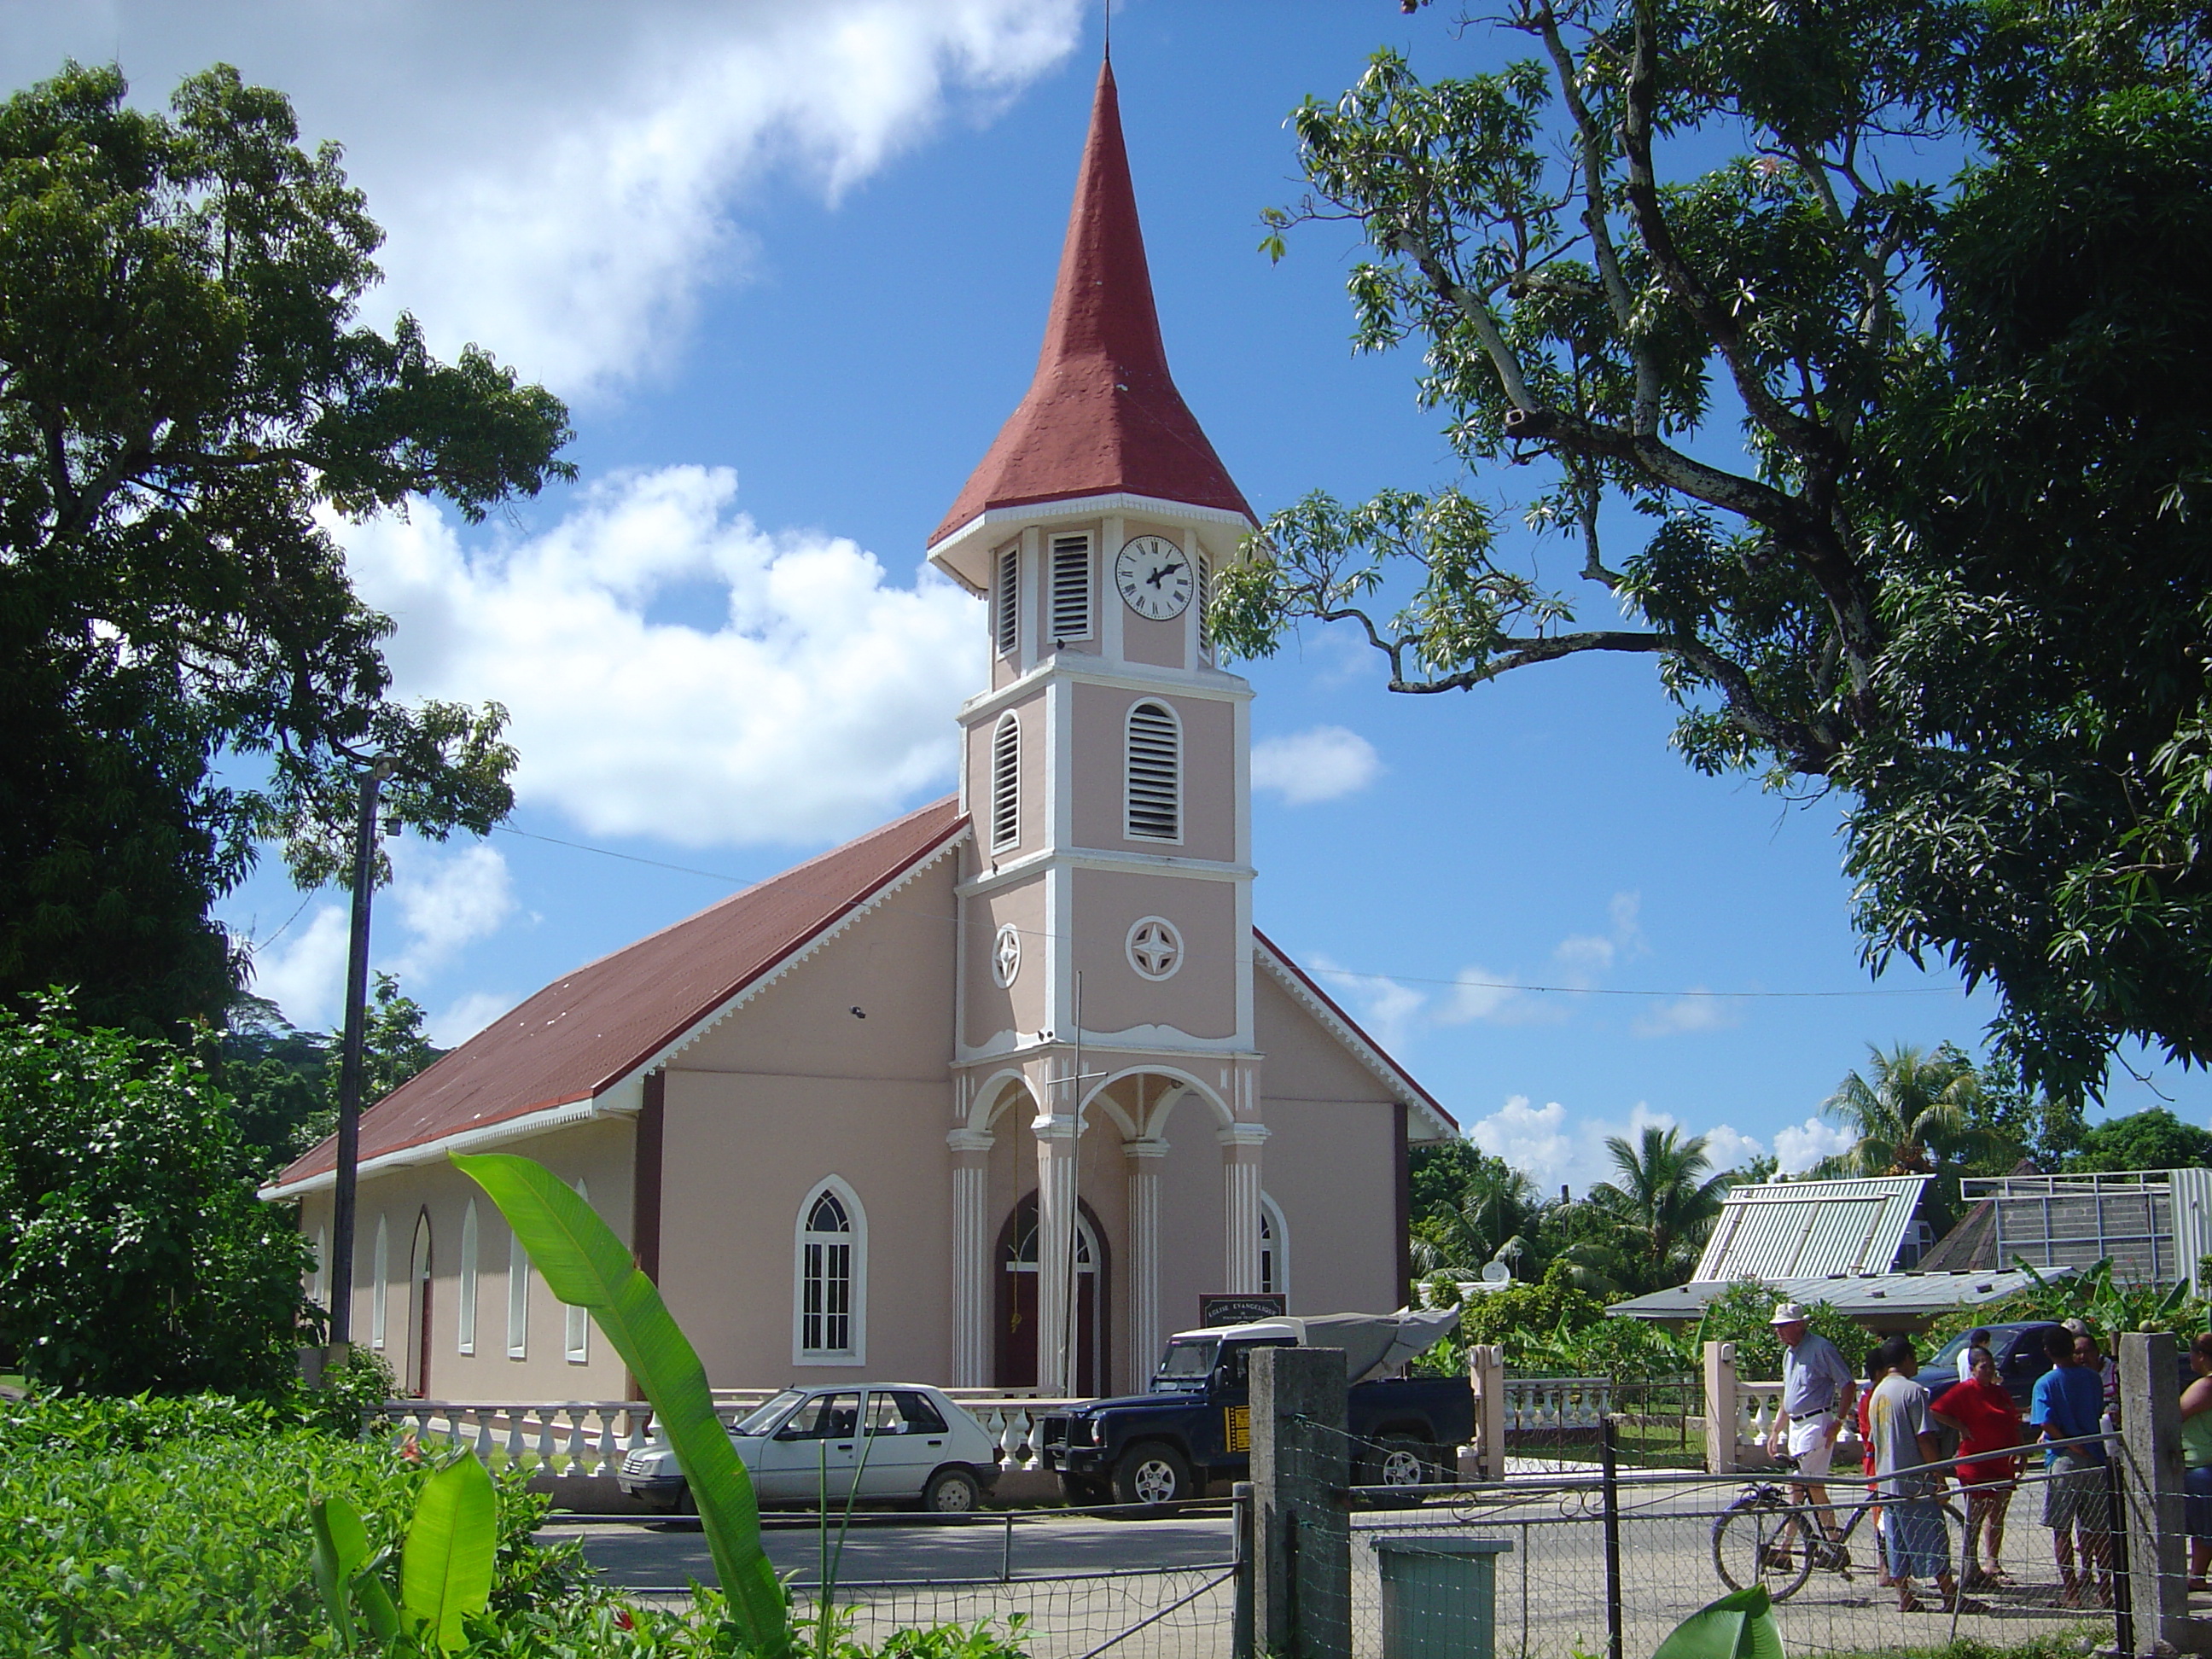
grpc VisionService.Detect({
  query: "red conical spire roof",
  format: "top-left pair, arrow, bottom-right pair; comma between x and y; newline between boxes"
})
928,58 -> 1254,547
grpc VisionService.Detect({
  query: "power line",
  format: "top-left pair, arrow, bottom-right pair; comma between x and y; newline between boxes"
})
493,820 -> 1968,1003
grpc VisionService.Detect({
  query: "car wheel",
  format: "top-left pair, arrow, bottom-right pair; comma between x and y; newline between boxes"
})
1358,1437 -> 1439,1507
1059,1474 -> 1110,1508
923,1466 -> 981,1513
1111,1441 -> 1192,1508
676,1481 -> 698,1516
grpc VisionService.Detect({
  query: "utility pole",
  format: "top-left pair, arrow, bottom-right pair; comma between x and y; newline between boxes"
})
325,758 -> 392,1358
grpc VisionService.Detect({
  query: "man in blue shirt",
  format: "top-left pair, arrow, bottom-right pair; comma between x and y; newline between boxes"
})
2029,1324 -> 2111,1608
1766,1302 -> 1858,1567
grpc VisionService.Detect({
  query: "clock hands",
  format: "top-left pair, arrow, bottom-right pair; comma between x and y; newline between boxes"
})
1144,560 -> 1187,590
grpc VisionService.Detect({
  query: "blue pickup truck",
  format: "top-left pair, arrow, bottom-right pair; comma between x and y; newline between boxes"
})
1039,1310 -> 1473,1506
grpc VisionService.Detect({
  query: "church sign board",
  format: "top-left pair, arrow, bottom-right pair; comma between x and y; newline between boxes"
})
1199,1293 -> 1286,1328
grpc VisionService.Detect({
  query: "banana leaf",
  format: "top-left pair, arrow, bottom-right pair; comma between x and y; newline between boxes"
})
453,1150 -> 789,1657
1652,1585 -> 1784,1659
400,1452 -> 498,1652
309,1494 -> 370,1650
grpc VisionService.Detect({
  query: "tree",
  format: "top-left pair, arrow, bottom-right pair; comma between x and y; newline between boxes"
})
1587,1124 -> 1731,1292
1219,1 -> 2212,1099
0,994 -> 315,1394
1816,1040 -> 2011,1227
0,61 -> 573,1033
218,975 -> 442,1174
2063,1107 -> 2212,1174
1410,1146 -> 1543,1279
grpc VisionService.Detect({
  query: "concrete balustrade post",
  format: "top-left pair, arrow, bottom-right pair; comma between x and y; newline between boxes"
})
2116,1333 -> 2191,1655
1253,1345 -> 1351,1659
1468,1342 -> 1507,1481
1703,1341 -> 1738,1476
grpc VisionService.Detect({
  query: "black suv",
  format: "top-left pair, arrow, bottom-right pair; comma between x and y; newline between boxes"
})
1922,1320 -> 2068,1408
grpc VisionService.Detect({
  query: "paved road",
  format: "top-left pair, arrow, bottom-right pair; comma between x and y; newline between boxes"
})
543,1510 -> 1238,1592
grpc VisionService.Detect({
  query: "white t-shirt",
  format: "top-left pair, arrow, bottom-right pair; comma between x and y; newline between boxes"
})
1869,1371 -> 1937,1500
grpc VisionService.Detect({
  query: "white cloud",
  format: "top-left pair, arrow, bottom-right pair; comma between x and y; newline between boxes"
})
1250,726 -> 1382,806
1466,1096 -> 1580,1192
1774,1117 -> 1857,1173
1435,965 -> 1561,1027
1697,1121 -> 1769,1176
1632,992 -> 1743,1039
387,843 -> 518,979
3,1 -> 1085,399
338,466 -> 982,847
1307,952 -> 1426,1051
428,991 -> 519,1050
242,904 -> 352,1030
1551,890 -> 1644,985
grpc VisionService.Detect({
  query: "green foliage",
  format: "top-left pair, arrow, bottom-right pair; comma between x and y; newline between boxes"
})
1651,1585 -> 1782,1659
0,60 -> 573,1033
220,975 -> 443,1174
1923,1259 -> 2210,1352
455,1150 -> 792,1659
1693,1279 -> 1871,1378
1225,1 -> 2212,1100
0,994 -> 315,1394
1815,1041 -> 2017,1228
1587,1126 -> 1732,1294
2062,1107 -> 2212,1174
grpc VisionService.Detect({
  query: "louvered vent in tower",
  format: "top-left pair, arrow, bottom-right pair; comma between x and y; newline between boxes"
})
1125,701 -> 1180,841
1050,533 -> 1091,642
996,546 -> 1020,656
991,713 -> 1020,852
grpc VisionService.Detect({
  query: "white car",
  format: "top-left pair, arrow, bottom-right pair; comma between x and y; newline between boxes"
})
617,1383 -> 1002,1513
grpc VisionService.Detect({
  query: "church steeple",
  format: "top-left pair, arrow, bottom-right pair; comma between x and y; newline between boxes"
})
928,58 -> 1253,549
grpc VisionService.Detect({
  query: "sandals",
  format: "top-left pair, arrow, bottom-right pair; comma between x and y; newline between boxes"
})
1897,1594 -> 1927,1614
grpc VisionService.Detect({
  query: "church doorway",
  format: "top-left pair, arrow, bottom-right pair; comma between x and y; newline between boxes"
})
995,1194 -> 1109,1396
405,1210 -> 434,1399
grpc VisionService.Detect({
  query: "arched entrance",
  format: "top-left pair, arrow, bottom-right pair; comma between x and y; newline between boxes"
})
995,1193 -> 1109,1395
405,1211 -> 434,1398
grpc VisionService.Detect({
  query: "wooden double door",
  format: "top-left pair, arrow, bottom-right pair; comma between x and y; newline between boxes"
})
994,1193 -> 1109,1396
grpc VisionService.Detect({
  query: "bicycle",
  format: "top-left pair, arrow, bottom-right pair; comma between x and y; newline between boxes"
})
1710,1452 -> 1965,1601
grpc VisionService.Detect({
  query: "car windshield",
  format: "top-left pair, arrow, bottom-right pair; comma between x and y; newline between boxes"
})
731,1389 -> 806,1436
1156,1339 -> 1217,1380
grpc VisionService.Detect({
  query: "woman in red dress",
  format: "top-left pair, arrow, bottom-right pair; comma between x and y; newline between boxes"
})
1936,1348 -> 2028,1588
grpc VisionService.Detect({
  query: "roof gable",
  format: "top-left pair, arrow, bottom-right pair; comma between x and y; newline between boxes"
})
1693,1175 -> 1930,1280
267,796 -> 968,1195
1253,931 -> 1456,1139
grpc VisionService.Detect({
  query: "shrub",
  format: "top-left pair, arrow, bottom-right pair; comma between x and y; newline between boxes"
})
1692,1279 -> 1871,1378
0,994 -> 317,1396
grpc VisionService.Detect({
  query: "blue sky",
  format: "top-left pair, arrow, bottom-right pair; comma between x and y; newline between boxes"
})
9,0 -> 2203,1193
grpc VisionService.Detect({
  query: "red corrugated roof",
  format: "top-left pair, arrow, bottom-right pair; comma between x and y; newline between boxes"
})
272,795 -> 969,1186
928,57 -> 1254,546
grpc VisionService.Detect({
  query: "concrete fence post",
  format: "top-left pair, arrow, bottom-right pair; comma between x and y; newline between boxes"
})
1703,1341 -> 1739,1476
1253,1344 -> 1352,1659
2116,1332 -> 2192,1656
1469,1342 -> 1507,1481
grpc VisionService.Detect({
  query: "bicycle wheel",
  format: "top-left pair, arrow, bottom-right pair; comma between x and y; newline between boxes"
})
1712,1499 -> 1818,1602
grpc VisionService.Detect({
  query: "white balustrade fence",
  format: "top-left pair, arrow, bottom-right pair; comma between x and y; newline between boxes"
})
377,1393 -> 1093,1481
1499,1377 -> 1615,1434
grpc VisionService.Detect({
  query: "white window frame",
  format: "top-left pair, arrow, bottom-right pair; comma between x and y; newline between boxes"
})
995,544 -> 1021,657
457,1200 -> 479,1355
370,1214 -> 389,1349
311,1225 -> 327,1306
1049,532 -> 1092,643
566,1179 -> 591,1364
1260,1193 -> 1289,1299
1124,698 -> 1183,843
507,1225 -> 530,1359
990,713 -> 1020,853
793,1176 -> 867,1366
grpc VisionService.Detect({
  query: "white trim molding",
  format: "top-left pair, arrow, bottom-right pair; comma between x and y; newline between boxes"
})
1252,938 -> 1456,1140
794,1175 -> 868,1367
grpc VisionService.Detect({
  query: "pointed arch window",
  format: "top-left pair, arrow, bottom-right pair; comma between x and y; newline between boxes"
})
1126,700 -> 1181,841
1259,1194 -> 1289,1298
370,1214 -> 390,1349
566,1180 -> 591,1363
458,1200 -> 479,1355
311,1225 -> 327,1307
990,713 -> 1021,853
507,1224 -> 531,1359
795,1179 -> 866,1365
996,545 -> 1021,656
1050,533 -> 1092,642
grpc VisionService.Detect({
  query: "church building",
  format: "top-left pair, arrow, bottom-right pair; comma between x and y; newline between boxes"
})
265,59 -> 1457,1404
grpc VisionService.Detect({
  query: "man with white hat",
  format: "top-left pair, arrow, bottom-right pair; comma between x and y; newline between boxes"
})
1766,1301 -> 1859,1569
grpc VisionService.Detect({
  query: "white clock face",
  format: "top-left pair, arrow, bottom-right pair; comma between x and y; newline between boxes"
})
1115,535 -> 1192,620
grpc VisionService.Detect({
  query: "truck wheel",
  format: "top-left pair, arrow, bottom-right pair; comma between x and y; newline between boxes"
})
1112,1441 -> 1193,1508
1358,1437 -> 1438,1506
922,1466 -> 982,1512
1059,1474 -> 1110,1508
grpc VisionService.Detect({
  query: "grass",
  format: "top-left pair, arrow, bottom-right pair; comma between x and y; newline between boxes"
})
1811,1631 -> 2109,1659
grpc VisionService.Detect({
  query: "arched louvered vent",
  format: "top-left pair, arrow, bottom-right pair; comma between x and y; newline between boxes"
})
991,713 -> 1020,852
996,545 -> 1020,656
1126,701 -> 1180,841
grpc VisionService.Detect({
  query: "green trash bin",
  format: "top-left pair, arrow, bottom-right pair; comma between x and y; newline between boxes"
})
1371,1536 -> 1513,1659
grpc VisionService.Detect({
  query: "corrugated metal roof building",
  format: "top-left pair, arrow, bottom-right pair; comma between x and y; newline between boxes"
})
1691,1175 -> 1931,1282
1608,1267 -> 2052,1329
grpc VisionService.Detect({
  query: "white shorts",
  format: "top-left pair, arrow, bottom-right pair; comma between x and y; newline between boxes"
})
1786,1413 -> 1837,1478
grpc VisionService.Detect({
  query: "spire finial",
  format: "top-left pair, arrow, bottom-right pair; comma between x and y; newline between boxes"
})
1103,0 -> 1110,61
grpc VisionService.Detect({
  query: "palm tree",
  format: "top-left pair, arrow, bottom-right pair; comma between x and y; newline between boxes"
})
1411,1157 -> 1541,1280
1587,1125 -> 1732,1292
1819,1042 -> 2005,1178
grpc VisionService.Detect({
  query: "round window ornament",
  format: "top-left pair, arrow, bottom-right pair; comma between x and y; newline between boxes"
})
992,923 -> 1022,988
1126,917 -> 1183,981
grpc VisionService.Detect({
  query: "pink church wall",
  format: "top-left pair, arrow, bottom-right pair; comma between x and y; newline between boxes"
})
962,875 -> 1049,1050
1068,868 -> 1237,1039
1068,682 -> 1236,863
